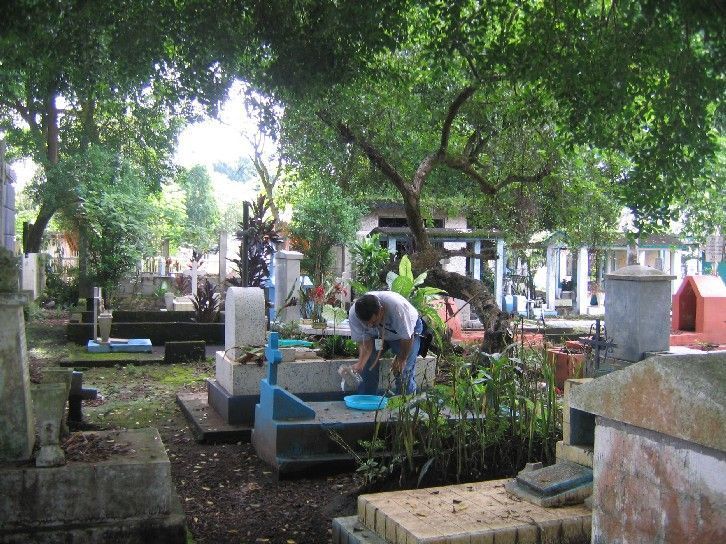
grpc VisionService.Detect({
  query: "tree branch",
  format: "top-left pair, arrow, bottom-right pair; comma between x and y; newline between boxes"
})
439,85 -> 476,155
317,110 -> 410,194
493,162 -> 554,192
442,154 -> 497,194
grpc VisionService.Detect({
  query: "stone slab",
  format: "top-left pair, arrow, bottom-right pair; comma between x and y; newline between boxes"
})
569,352 -> 726,452
176,392 -> 252,443
225,287 -> 267,360
0,493 -> 185,543
516,460 -> 593,496
556,441 -> 594,468
354,479 -> 591,544
0,429 -> 180,527
215,351 -> 437,397
332,515 -> 388,544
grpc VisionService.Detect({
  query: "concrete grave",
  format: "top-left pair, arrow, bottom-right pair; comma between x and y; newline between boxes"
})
569,353 -> 726,543
0,269 -> 185,542
334,479 -> 591,544
0,291 -> 34,462
671,274 -> 726,345
273,250 -> 303,323
604,264 -> 675,363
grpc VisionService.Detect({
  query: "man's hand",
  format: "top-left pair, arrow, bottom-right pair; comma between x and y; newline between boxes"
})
392,355 -> 404,375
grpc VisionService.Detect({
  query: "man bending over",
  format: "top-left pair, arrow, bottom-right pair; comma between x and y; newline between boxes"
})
348,291 -> 423,395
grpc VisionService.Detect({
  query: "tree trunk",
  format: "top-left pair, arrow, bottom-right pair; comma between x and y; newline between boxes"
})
417,263 -> 510,354
25,201 -> 57,253
401,190 -> 431,252
26,90 -> 61,253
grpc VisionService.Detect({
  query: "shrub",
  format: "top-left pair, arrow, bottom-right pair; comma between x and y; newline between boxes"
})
192,279 -> 220,323
353,344 -> 561,489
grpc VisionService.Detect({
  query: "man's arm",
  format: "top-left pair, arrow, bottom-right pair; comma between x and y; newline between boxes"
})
352,338 -> 374,374
393,336 -> 413,374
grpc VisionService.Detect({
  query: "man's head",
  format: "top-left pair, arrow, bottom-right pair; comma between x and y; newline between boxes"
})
354,294 -> 383,326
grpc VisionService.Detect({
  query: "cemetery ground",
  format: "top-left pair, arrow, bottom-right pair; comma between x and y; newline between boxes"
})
26,313 -> 361,544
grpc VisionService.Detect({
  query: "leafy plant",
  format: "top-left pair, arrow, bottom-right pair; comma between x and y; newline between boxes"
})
386,255 -> 446,346
318,336 -> 358,359
349,234 -> 391,295
192,279 -> 220,323
354,344 -> 561,489
270,319 -> 307,340
229,194 -> 282,288
288,178 -> 361,285
153,281 -> 169,300
41,262 -> 79,308
173,274 -> 191,296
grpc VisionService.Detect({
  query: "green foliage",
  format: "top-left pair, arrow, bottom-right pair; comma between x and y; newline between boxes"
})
148,182 -> 187,255
678,137 -> 726,243
153,281 -> 169,300
360,346 -> 561,488
349,234 -> 391,295
191,279 -> 220,323
278,0 -> 723,244
41,264 -> 79,308
54,147 -> 156,299
317,336 -> 358,359
176,166 -> 221,254
386,255 -> 446,345
289,178 -> 362,285
269,320 -> 307,340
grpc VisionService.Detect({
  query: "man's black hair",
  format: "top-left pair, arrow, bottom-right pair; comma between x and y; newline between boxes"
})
354,294 -> 381,322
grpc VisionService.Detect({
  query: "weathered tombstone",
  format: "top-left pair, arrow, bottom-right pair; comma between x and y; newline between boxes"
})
0,248 -> 35,461
273,250 -> 303,323
604,264 -> 675,363
224,286 -> 267,360
569,353 -> 726,543
0,248 -> 186,541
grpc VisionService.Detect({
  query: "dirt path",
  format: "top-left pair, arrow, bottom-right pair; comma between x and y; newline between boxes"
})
27,319 -> 361,543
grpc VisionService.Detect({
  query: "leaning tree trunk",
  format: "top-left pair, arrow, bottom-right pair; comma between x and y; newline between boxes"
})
409,254 -> 512,354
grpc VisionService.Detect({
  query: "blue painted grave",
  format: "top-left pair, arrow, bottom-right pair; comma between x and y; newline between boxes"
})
87,338 -> 153,353
251,332 -> 394,477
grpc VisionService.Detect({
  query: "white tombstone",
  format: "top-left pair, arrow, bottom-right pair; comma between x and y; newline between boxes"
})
273,250 -> 304,323
20,253 -> 39,299
190,260 -> 199,296
225,287 -> 267,360
576,246 -> 589,315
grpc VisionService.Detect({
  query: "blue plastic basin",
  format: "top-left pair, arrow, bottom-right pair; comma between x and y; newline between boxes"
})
344,395 -> 388,411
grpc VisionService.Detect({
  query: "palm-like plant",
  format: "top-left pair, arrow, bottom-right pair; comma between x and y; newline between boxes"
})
386,255 -> 446,345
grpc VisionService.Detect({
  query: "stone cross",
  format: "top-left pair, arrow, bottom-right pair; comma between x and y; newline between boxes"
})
225,286 -> 267,360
